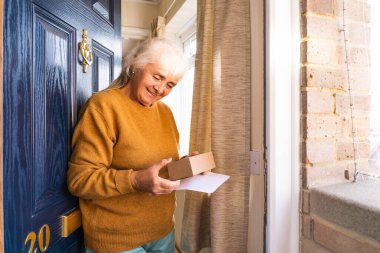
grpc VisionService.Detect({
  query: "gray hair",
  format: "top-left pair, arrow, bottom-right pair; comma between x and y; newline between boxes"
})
109,37 -> 189,89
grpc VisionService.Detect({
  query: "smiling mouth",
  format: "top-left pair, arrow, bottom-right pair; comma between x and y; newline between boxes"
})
147,89 -> 162,97
147,90 -> 157,97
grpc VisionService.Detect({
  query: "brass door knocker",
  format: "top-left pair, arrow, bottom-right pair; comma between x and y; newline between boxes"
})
79,29 -> 93,73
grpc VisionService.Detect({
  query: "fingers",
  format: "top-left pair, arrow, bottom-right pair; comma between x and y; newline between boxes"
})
190,151 -> 199,156
161,178 -> 180,188
152,178 -> 180,195
132,158 -> 179,195
180,151 -> 199,160
154,158 -> 172,172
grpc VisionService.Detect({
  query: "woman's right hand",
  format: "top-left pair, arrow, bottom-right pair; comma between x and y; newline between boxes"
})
130,158 -> 180,194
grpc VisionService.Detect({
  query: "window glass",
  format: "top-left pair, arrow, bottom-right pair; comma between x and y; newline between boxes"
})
163,33 -> 196,156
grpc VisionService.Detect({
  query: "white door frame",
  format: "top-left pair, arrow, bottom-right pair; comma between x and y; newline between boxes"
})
265,0 -> 300,253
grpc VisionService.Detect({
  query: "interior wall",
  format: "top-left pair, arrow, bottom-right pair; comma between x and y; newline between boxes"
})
121,0 -> 158,30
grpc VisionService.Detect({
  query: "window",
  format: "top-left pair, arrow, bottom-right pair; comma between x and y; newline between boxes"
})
162,32 -> 196,156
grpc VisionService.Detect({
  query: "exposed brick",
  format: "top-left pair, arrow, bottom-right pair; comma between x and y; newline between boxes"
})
301,238 -> 333,253
336,0 -> 371,23
335,44 -> 347,66
348,22 -> 371,45
303,115 -> 341,138
350,70 -> 370,92
300,2 -> 376,251
302,165 -> 347,188
334,45 -> 371,68
303,140 -> 336,163
336,141 -> 370,160
349,46 -> 370,67
302,0 -> 334,16
301,66 -> 347,89
302,91 -> 334,114
341,115 -> 370,138
303,15 -> 342,41
335,94 -> 371,114
301,39 -> 336,64
313,216 -> 380,253
301,15 -> 307,38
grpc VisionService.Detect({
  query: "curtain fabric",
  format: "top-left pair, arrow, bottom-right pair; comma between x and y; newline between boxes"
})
181,0 -> 251,252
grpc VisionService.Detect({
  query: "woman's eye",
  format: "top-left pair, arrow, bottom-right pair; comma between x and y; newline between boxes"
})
167,83 -> 175,89
153,75 -> 161,81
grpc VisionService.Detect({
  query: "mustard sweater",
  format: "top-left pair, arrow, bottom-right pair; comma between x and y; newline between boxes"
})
67,88 -> 179,253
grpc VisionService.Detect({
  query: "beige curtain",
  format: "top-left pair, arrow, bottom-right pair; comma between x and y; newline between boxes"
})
151,16 -> 166,38
181,0 -> 251,252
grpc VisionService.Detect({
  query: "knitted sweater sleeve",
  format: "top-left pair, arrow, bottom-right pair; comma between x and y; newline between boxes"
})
67,104 -> 136,199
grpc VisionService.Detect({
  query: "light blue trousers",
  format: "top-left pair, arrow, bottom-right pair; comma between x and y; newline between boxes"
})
85,229 -> 175,253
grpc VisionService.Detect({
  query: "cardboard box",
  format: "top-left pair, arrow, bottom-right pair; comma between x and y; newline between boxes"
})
168,152 -> 216,180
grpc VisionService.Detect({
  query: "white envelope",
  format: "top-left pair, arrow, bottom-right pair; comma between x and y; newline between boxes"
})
175,172 -> 230,193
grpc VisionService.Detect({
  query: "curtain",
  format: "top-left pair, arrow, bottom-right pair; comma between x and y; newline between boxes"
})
181,0 -> 251,252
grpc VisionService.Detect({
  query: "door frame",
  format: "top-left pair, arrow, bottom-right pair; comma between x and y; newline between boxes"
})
248,0 -> 265,252
265,0 -> 300,253
0,0 -> 4,251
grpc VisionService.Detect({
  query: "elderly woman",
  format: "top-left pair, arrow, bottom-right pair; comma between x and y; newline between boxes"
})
67,38 -> 188,253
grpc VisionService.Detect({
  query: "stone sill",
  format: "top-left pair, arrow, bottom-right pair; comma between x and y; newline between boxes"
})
310,179 -> 380,243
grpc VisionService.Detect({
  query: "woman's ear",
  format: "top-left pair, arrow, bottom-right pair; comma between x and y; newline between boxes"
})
127,67 -> 135,78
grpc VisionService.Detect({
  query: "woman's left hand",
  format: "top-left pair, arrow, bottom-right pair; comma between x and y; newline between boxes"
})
130,158 -> 180,194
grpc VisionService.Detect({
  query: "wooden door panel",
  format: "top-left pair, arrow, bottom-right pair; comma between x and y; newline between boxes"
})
92,40 -> 114,91
33,0 -> 119,40
92,0 -> 113,24
3,0 -> 121,252
3,1 -> 35,251
33,5 -> 77,215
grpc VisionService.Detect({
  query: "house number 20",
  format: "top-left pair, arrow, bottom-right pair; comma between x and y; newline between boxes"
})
24,224 -> 51,253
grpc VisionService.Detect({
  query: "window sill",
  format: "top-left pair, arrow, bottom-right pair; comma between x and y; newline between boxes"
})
310,179 -> 380,243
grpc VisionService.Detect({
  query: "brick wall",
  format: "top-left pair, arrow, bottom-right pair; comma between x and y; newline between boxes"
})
300,0 -> 376,252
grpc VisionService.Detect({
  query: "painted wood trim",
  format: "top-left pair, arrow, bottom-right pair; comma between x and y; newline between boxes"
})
0,0 -> 4,251
121,26 -> 150,40
266,0 -> 300,252
61,209 -> 82,238
248,0 -> 265,252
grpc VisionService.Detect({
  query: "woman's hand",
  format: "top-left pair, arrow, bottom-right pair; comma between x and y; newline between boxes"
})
130,158 -> 180,194
190,151 -> 199,156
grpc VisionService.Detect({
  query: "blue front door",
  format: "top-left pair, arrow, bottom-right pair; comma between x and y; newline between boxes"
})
2,0 -> 121,252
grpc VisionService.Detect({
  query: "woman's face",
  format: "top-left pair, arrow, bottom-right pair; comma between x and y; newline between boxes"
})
130,63 -> 180,107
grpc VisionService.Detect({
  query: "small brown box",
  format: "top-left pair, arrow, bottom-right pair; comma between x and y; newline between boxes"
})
168,152 -> 216,180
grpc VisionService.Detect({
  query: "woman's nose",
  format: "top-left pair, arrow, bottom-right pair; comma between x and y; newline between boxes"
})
153,84 -> 165,94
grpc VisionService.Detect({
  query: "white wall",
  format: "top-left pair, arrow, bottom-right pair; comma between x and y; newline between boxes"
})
121,0 -> 158,29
